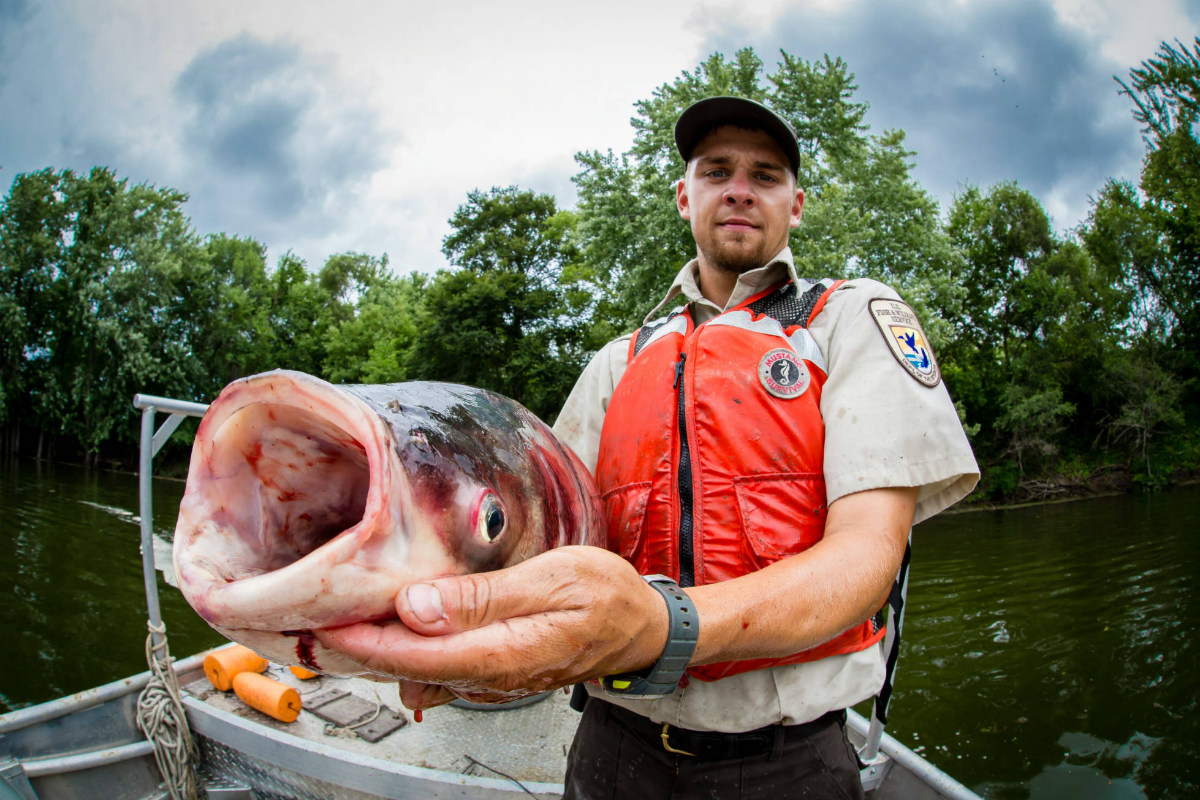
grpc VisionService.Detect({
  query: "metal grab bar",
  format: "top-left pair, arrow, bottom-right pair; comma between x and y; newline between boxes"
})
131,394 -> 209,648
20,742 -> 157,778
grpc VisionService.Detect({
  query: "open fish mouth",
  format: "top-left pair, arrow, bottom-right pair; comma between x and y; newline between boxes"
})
174,372 -> 407,636
198,400 -> 372,578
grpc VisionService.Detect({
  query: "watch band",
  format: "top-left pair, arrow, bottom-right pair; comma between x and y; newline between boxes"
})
600,574 -> 699,699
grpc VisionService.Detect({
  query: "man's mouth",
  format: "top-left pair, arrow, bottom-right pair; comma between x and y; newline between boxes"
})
719,218 -> 758,233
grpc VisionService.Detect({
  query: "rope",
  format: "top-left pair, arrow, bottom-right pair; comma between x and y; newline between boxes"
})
462,755 -> 539,797
136,621 -> 204,800
323,693 -> 387,739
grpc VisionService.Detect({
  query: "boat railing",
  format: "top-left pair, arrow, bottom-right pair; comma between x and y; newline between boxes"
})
132,394 -> 209,651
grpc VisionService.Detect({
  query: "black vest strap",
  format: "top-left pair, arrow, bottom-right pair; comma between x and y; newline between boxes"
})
744,279 -> 834,327
872,535 -> 912,726
632,308 -> 688,358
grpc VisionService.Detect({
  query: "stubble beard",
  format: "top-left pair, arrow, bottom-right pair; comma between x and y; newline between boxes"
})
700,235 -> 771,275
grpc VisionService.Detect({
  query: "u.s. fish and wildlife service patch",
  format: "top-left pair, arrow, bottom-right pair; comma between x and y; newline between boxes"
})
868,299 -> 941,388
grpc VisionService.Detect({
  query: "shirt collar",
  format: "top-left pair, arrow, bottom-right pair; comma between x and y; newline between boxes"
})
643,247 -> 801,325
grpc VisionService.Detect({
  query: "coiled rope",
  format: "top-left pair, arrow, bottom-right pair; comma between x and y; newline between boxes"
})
136,621 -> 204,800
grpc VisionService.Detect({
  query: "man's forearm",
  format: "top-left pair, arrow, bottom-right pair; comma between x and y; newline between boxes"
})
687,486 -> 916,665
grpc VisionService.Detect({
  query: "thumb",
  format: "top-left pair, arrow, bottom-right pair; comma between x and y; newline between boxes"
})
396,549 -> 583,635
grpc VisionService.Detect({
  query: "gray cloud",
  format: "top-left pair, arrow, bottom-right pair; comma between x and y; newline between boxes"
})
172,33 -> 394,255
176,38 -> 307,216
701,0 -> 1150,229
0,4 -> 123,184
0,0 -> 32,28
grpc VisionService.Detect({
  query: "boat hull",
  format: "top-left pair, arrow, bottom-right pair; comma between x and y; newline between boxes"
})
0,649 -> 979,800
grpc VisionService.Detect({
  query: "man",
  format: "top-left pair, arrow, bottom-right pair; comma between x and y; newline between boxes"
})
320,97 -> 979,798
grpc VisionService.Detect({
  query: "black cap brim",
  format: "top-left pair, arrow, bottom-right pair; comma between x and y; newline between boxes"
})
674,96 -> 800,176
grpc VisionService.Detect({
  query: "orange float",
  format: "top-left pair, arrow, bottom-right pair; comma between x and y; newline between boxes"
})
232,672 -> 302,723
203,645 -> 268,692
289,665 -> 319,680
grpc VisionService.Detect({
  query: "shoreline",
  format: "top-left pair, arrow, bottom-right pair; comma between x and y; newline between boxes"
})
8,455 -> 1199,515
954,471 -> 1199,513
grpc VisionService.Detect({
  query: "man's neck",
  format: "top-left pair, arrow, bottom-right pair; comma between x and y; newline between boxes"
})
696,259 -> 741,310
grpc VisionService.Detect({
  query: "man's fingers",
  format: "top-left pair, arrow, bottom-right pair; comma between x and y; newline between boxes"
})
314,615 -> 572,688
396,546 -> 598,635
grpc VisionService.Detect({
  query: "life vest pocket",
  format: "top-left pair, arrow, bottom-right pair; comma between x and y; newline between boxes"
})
734,473 -> 827,568
601,482 -> 652,571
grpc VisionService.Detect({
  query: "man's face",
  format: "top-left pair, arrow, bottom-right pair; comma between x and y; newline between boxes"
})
677,125 -> 804,275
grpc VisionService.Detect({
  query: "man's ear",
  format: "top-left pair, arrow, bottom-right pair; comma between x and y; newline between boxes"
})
790,188 -> 805,229
677,178 -> 690,221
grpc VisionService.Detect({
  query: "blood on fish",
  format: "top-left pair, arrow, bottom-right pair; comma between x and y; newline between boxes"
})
414,709 -> 423,723
282,629 -> 319,669
244,441 -> 264,470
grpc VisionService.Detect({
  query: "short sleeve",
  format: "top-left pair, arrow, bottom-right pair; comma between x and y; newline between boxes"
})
551,334 -> 633,475
808,279 -> 979,523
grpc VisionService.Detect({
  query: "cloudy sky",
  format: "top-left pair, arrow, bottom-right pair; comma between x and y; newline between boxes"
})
1,0 -> 1195,274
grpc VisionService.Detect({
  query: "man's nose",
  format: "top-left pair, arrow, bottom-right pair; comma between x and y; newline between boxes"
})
723,173 -> 756,205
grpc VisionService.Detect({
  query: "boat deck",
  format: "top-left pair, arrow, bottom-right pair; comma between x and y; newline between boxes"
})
184,656 -> 579,790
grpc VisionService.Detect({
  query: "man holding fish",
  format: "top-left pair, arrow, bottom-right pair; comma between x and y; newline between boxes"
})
321,97 -> 979,798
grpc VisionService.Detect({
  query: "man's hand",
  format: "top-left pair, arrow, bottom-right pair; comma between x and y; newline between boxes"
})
314,545 -> 669,710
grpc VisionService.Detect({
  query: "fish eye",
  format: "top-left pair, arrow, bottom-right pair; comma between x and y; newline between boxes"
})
473,491 -> 506,544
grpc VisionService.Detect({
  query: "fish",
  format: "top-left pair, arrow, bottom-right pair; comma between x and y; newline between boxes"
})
172,369 -> 604,677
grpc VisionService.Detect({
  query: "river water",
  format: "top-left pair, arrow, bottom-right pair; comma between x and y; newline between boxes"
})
1,459 -> 1197,798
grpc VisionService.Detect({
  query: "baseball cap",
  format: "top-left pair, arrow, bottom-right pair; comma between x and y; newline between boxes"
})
674,96 -> 801,176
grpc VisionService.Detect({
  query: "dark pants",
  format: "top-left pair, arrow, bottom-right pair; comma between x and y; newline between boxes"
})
563,700 -> 866,800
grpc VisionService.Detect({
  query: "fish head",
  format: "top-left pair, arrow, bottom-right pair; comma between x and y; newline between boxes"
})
173,371 -> 603,677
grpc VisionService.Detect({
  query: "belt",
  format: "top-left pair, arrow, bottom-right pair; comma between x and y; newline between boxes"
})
600,700 -> 845,760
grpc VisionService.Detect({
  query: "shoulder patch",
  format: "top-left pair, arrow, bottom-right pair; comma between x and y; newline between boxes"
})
868,298 -> 941,388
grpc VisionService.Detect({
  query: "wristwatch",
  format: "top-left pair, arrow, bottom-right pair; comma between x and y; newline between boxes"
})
599,575 -> 699,699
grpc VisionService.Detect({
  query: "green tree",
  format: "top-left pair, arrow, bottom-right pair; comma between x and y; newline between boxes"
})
0,167 -> 200,460
0,169 -> 65,452
173,234 -> 277,401
1114,37 -> 1200,392
1097,346 -> 1185,485
408,187 -> 585,420
944,183 -> 1137,492
265,252 -> 329,377
323,271 -> 427,384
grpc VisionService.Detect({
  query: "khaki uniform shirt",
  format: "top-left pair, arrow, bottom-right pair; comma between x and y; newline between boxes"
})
552,248 -> 980,732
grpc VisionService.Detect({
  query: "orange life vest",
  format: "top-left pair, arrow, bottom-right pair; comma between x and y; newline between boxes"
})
595,278 -> 885,682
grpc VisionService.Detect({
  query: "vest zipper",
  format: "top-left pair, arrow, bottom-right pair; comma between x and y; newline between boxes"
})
674,351 -> 696,588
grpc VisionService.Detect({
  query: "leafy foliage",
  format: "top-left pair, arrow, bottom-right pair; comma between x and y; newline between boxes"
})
0,168 -> 199,457
1115,38 -> 1200,388
407,187 -> 586,421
